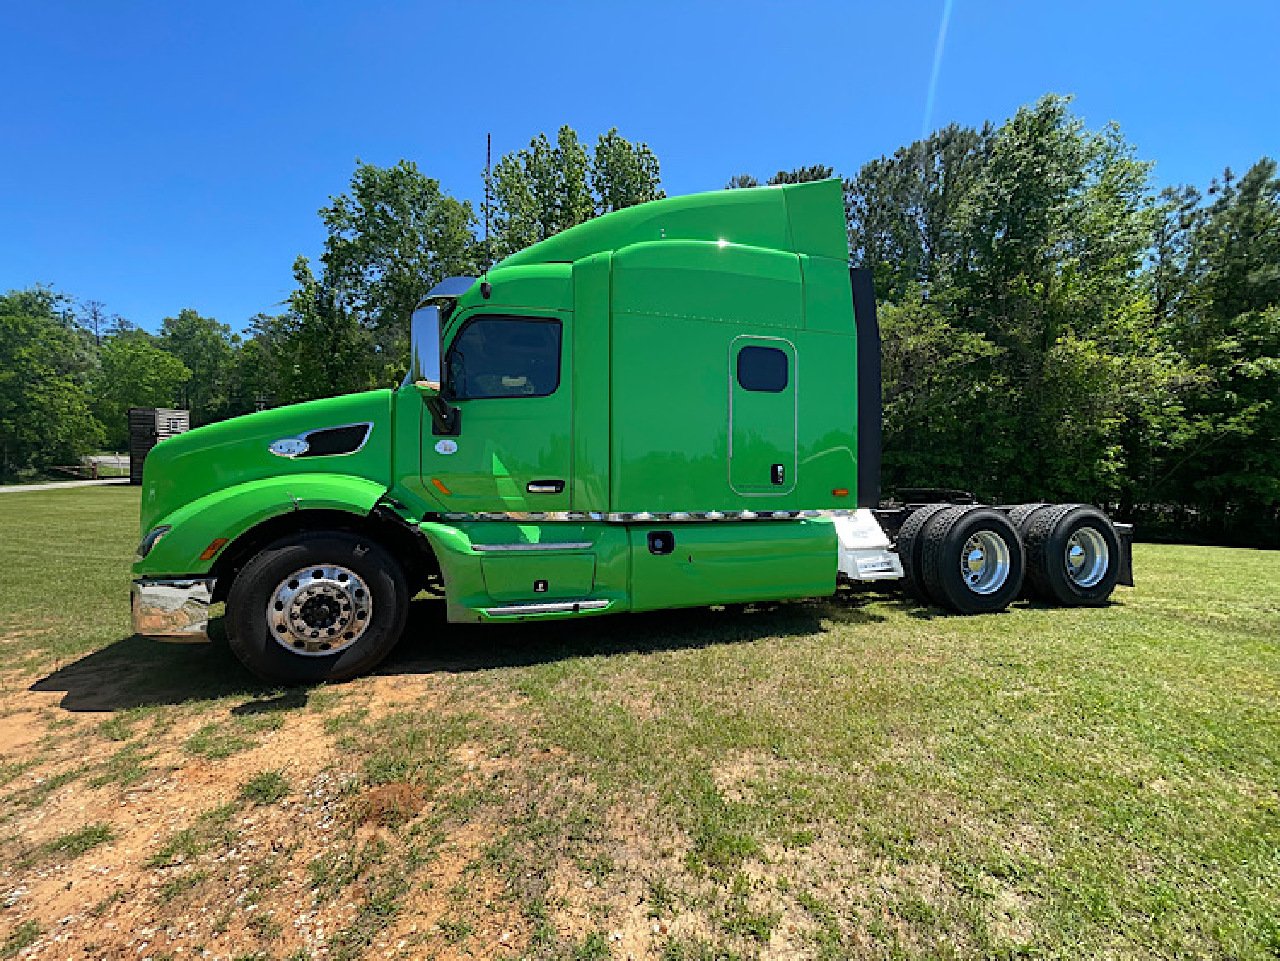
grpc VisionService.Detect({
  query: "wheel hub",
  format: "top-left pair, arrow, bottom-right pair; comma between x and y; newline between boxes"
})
959,530 -> 1011,595
267,565 -> 372,656
1064,528 -> 1109,588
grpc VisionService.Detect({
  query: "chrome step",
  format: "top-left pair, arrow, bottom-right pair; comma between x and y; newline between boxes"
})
482,599 -> 611,616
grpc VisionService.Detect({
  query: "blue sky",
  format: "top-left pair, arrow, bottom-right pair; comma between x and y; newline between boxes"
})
2,1 -> 1277,332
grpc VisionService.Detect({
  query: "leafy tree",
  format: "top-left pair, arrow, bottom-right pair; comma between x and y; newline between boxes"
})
490,127 -> 663,258
767,165 -> 834,185
846,123 -> 991,303
727,166 -> 834,190
273,159 -> 479,396
158,308 -> 240,424
851,98 -> 1160,505
264,257 -> 384,405
318,159 -> 477,337
591,128 -> 664,213
0,288 -> 103,475
91,334 -> 191,447
77,299 -> 120,347
1150,159 -> 1280,541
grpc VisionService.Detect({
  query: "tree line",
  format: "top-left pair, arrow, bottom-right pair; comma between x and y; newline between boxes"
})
2,100 -> 1276,545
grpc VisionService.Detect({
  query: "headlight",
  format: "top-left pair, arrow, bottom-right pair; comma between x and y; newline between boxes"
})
136,525 -> 172,560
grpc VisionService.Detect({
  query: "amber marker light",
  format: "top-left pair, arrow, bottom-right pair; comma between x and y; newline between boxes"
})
431,478 -> 452,496
199,537 -> 229,561
832,488 -> 850,497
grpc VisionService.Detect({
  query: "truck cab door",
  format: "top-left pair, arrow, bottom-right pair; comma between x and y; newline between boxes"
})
422,313 -> 572,513
729,336 -> 797,496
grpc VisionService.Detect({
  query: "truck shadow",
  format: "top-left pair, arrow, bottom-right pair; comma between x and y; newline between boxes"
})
29,595 -> 871,713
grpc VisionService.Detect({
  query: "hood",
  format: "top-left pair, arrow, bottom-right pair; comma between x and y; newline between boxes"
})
139,390 -> 395,534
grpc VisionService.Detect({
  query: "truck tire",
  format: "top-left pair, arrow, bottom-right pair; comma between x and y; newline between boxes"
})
1007,502 -> 1051,538
1023,504 -> 1121,606
895,503 -> 952,604
1006,503 -> 1051,597
921,506 -> 1025,614
226,531 -> 409,684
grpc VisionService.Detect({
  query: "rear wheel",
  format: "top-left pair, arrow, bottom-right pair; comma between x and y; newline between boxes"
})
1023,504 -> 1121,606
226,531 -> 409,684
1008,502 -> 1051,538
894,503 -> 951,603
921,506 -> 1025,614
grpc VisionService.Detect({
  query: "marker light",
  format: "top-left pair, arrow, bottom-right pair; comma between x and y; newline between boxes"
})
199,538 -> 229,562
431,478 -> 452,496
832,488 -> 850,497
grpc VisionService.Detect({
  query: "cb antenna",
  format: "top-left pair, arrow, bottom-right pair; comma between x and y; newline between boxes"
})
481,132 -> 493,299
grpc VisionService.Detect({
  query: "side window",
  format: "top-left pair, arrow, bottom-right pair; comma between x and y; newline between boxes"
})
445,317 -> 562,399
736,345 -> 788,392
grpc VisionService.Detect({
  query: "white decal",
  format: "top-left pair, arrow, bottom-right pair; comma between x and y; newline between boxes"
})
269,437 -> 310,458
434,439 -> 458,455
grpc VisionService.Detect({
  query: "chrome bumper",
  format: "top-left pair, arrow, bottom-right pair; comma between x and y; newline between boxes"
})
131,577 -> 216,643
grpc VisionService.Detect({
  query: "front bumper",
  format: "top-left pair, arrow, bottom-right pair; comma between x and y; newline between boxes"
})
131,577 -> 217,642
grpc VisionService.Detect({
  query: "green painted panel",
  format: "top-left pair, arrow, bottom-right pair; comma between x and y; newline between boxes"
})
135,473 -> 388,576
138,389 -> 394,536
497,180 -> 846,269
481,553 -> 596,601
422,308 -> 573,513
418,521 -> 630,624
447,263 -> 573,319
799,255 -> 857,334
571,253 -> 612,511
612,240 -> 803,330
628,520 -> 836,612
729,336 -> 797,494
782,180 -> 851,262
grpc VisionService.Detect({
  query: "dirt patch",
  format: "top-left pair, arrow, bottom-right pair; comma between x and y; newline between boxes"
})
355,782 -> 425,827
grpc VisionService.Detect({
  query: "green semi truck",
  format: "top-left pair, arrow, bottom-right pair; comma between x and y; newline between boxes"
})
131,179 -> 1133,683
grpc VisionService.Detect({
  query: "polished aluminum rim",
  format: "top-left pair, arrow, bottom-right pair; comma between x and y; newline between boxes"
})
267,564 -> 371,656
959,530 -> 1011,595
1065,527 -> 1109,588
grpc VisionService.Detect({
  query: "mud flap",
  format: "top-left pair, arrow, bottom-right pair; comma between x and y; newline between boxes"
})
1114,522 -> 1135,587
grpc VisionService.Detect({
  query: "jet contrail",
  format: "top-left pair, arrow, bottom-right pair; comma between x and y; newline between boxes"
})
922,0 -> 954,139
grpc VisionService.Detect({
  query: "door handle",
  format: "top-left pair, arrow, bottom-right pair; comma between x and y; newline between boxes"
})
526,479 -> 565,494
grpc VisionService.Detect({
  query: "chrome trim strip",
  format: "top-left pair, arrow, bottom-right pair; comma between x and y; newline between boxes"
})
472,541 -> 593,552
483,599 -> 611,616
431,509 -> 853,523
131,577 -> 216,642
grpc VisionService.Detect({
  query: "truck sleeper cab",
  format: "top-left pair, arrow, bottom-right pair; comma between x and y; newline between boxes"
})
131,180 -> 1132,683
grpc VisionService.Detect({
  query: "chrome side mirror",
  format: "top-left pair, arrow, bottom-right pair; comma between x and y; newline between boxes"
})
406,303 -> 460,436
405,305 -> 443,389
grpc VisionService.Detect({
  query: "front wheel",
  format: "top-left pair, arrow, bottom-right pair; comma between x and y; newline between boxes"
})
226,531 -> 409,684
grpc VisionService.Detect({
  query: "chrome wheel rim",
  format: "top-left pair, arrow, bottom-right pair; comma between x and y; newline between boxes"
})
1064,527 -> 1109,588
959,530 -> 1011,595
267,564 -> 371,656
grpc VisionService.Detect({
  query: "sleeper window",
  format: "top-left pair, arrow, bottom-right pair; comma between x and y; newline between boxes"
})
446,317 -> 562,399
736,345 -> 789,393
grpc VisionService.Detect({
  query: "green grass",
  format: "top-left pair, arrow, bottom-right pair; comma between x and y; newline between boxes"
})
42,822 -> 115,858
1,921 -> 40,958
147,802 -> 239,867
1,487 -> 1277,959
239,769 -> 290,804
